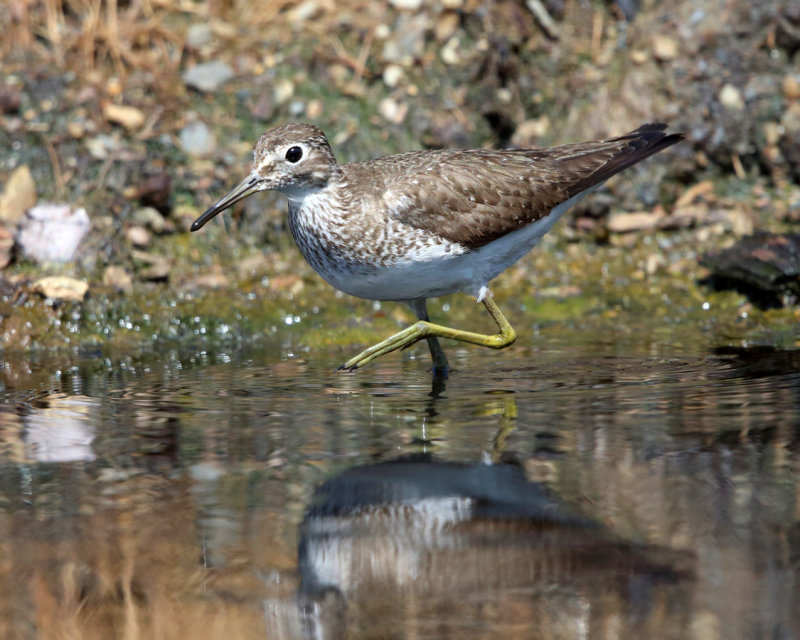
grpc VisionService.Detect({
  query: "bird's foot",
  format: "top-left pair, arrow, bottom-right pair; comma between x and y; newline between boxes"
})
337,323 -> 429,371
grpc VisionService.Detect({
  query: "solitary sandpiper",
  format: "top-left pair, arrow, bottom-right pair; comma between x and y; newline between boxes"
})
191,122 -> 682,374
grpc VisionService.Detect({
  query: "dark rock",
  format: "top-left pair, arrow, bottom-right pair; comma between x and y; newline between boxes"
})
137,174 -> 172,214
700,233 -> 800,308
0,83 -> 21,114
779,134 -> 800,184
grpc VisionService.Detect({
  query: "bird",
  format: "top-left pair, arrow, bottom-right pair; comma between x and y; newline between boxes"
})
191,122 -> 682,375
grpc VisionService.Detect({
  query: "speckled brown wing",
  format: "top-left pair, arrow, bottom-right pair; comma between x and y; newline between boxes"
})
369,123 -> 683,250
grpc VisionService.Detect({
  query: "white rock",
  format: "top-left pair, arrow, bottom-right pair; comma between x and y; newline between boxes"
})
17,204 -> 90,263
719,83 -> 745,111
383,64 -> 405,88
389,0 -> 422,9
378,97 -> 408,124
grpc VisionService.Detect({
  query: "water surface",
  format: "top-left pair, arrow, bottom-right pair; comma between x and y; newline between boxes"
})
0,340 -> 798,639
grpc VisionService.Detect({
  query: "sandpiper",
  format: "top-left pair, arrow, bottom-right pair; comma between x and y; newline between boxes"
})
191,122 -> 682,374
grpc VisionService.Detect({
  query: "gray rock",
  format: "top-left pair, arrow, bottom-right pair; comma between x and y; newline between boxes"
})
381,14 -> 430,65
182,60 -> 234,93
186,24 -> 213,49
16,204 -> 90,263
179,121 -> 217,157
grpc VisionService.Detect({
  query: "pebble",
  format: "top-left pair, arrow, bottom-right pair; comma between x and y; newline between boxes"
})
182,60 -> 234,93
85,134 -> 121,160
381,15 -> 429,65
103,265 -> 133,293
652,35 -> 679,61
783,74 -> 800,101
383,64 -> 405,88
126,225 -> 151,248
378,97 -> 408,124
0,165 -> 36,225
288,0 -> 321,22
66,120 -> 85,139
103,103 -> 145,130
440,37 -> 461,65
133,206 -> 167,233
33,276 -> 89,302
389,0 -> 422,9
0,83 -> 21,114
0,225 -> 13,268
132,250 -> 170,282
274,79 -> 295,104
137,174 -> 172,214
16,204 -> 90,263
305,98 -> 323,119
251,89 -> 276,121
719,83 -> 745,111
607,210 -> 664,233
179,120 -> 217,157
186,23 -> 213,49
511,116 -> 550,146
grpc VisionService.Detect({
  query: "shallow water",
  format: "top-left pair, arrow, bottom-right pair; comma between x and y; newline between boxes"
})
0,339 -> 798,640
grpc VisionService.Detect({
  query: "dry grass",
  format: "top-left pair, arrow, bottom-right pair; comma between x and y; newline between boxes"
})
2,0 -> 304,84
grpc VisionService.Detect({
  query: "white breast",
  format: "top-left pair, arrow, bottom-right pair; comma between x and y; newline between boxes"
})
286,186 -> 592,302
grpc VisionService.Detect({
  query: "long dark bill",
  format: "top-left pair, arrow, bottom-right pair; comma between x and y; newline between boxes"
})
190,174 -> 260,232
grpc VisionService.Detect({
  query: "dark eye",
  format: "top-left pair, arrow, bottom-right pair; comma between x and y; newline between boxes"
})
285,146 -> 303,163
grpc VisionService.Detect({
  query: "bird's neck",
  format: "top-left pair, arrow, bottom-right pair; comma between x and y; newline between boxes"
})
285,176 -> 362,273
286,176 -> 354,223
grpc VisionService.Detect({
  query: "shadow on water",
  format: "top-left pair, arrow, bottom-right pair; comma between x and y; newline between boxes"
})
0,341 -> 798,639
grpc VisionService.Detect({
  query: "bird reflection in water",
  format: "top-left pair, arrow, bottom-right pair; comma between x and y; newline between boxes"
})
267,455 -> 691,639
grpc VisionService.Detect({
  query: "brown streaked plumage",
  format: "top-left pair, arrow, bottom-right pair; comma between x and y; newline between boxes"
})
191,122 -> 683,375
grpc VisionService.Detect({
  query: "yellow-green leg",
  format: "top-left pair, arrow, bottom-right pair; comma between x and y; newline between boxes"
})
338,295 -> 517,371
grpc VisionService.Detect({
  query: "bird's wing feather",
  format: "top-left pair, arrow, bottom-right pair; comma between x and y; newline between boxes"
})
361,123 -> 682,250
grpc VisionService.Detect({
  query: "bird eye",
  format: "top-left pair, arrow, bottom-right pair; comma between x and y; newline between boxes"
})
285,146 -> 303,163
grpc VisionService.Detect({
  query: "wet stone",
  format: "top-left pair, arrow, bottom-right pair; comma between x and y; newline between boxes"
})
700,232 -> 800,308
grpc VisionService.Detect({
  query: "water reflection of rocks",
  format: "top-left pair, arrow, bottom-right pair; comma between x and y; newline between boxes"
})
268,455 -> 691,639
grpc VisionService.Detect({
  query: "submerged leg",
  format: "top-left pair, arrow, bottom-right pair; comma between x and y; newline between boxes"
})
338,294 -> 516,371
409,299 -> 449,377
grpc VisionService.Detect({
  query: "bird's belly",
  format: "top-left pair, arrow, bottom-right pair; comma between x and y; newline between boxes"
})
295,188 -> 591,302
320,256 -> 474,301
